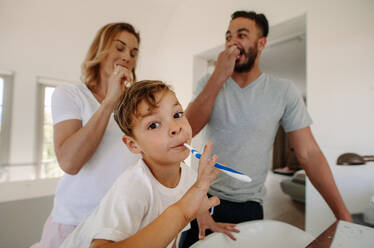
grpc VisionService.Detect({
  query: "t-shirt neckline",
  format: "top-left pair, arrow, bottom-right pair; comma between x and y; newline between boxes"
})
81,83 -> 101,106
141,159 -> 186,195
229,73 -> 265,90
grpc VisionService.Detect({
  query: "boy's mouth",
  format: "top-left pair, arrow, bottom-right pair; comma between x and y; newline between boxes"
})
170,141 -> 188,150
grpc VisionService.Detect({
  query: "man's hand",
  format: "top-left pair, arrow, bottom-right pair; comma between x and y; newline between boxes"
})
197,211 -> 240,241
337,210 -> 353,222
211,46 -> 240,84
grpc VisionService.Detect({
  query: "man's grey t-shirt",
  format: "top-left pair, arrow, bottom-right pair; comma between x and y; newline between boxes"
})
193,73 -> 312,203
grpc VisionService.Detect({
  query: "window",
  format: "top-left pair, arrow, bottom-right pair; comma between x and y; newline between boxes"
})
0,73 -> 13,166
36,78 -> 65,178
0,78 -> 4,134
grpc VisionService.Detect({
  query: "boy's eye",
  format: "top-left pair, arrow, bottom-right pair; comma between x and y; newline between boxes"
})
238,33 -> 247,38
174,112 -> 183,119
148,122 -> 160,130
225,36 -> 231,42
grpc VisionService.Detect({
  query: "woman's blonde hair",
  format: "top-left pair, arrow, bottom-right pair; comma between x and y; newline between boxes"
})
81,22 -> 140,91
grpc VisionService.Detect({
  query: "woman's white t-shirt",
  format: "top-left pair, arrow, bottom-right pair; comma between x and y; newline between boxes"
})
51,83 -> 140,225
60,159 -> 196,248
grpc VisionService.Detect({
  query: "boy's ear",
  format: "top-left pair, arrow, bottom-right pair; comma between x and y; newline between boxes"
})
122,135 -> 142,154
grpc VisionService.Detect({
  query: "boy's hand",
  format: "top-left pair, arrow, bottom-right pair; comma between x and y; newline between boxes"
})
195,141 -> 221,193
176,141 -> 220,222
197,211 -> 239,241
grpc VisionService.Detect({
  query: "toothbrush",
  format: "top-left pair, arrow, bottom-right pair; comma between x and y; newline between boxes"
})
184,143 -> 252,183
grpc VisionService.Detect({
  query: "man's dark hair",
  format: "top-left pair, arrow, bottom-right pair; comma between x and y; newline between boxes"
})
231,11 -> 269,38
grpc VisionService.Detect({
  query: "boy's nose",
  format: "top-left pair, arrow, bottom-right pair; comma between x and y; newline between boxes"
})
169,124 -> 182,136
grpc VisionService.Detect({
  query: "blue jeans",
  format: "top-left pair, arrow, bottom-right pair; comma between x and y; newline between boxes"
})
179,195 -> 263,248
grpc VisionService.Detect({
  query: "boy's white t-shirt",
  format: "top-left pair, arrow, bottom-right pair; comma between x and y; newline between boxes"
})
51,83 -> 140,225
60,159 -> 197,248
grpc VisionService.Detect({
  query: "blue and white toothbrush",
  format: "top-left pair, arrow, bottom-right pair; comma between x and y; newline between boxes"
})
184,143 -> 252,183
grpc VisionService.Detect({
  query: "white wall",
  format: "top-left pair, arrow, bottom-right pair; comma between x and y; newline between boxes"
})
307,0 -> 374,158
305,0 -> 374,235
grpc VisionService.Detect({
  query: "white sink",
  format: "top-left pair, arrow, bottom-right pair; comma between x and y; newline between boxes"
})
190,220 -> 315,248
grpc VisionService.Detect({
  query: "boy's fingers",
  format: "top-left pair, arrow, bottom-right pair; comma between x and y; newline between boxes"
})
216,223 -> 239,241
209,154 -> 218,167
224,231 -> 237,241
198,227 -> 206,240
207,196 -> 220,208
201,141 -> 213,162
224,225 -> 240,233
198,222 -> 208,240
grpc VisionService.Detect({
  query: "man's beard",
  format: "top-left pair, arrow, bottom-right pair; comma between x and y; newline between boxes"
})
234,46 -> 258,73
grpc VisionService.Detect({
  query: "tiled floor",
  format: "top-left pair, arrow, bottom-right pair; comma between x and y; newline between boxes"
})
263,171 -> 305,230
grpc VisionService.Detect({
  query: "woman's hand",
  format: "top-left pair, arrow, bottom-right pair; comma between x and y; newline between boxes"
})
104,65 -> 134,106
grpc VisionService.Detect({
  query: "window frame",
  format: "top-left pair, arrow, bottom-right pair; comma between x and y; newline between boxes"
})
35,76 -> 68,177
0,70 -> 14,166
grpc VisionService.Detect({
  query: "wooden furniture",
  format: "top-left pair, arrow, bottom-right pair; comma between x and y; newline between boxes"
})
272,126 -> 302,171
306,221 -> 338,247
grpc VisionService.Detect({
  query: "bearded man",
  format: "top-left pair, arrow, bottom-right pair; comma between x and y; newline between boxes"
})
180,10 -> 352,248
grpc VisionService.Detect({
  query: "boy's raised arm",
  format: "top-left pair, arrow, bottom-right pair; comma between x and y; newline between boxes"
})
90,142 -> 221,248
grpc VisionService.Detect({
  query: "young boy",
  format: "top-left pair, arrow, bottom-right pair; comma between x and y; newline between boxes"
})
59,80 -> 234,248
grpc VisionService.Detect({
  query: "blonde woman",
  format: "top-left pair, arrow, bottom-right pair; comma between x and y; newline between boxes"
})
32,23 -> 141,248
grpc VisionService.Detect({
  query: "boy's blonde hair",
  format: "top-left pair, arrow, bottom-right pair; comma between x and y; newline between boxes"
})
81,22 -> 140,91
114,80 -> 173,137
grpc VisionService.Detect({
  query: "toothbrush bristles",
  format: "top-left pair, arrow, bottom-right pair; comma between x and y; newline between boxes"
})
184,143 -> 192,150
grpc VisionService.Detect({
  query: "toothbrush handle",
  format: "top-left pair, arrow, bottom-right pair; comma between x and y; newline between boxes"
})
191,150 -> 201,159
192,150 -> 243,175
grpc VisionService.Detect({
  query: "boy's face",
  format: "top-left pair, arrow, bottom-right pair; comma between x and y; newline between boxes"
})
123,90 -> 192,167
